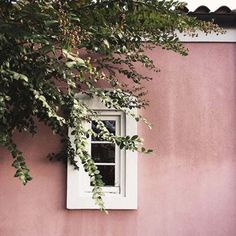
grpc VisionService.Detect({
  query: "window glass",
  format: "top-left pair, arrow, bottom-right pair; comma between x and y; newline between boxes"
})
90,165 -> 115,186
91,143 -> 115,163
91,119 -> 117,187
97,165 -> 115,186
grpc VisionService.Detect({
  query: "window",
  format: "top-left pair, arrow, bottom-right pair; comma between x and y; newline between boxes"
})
67,94 -> 137,209
89,112 -> 123,194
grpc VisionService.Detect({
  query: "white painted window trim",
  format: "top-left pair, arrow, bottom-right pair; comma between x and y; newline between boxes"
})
67,94 -> 138,210
84,112 -> 123,195
178,28 -> 236,42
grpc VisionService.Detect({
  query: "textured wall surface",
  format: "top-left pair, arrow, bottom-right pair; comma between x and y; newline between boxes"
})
0,43 -> 236,236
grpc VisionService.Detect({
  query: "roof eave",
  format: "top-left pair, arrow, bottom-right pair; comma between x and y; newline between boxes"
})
189,12 -> 236,27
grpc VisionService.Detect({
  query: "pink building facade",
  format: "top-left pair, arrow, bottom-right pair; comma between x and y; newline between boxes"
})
0,7 -> 236,236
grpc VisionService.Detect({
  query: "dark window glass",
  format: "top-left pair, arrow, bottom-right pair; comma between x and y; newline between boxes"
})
90,119 -> 117,187
97,165 -> 115,186
91,143 -> 115,163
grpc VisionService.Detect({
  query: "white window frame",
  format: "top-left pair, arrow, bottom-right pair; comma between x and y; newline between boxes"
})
67,94 -> 137,209
84,111 -> 124,195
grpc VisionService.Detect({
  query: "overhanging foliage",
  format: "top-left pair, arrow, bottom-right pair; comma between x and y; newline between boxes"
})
0,0 -> 222,210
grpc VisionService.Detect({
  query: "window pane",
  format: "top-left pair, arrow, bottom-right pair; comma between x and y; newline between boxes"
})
97,165 -> 115,186
91,143 -> 115,163
92,120 -> 116,141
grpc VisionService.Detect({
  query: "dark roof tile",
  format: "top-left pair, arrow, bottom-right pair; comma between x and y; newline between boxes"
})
185,5 -> 236,27
194,6 -> 211,13
215,6 -> 232,14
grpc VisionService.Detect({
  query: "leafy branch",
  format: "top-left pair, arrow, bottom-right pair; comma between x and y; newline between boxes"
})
0,0 -> 223,209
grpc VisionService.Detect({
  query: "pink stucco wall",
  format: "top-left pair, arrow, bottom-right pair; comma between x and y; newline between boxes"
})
1,43 -> 236,236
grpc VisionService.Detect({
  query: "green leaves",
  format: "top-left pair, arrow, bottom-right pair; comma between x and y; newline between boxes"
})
12,72 -> 29,83
0,0 -> 222,210
12,154 -> 32,185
